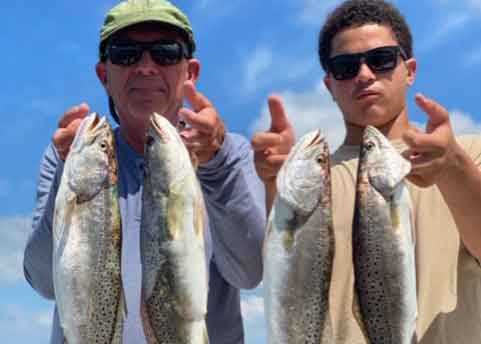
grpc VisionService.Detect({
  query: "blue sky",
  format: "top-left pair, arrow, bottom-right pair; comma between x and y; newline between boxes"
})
1,0 -> 481,343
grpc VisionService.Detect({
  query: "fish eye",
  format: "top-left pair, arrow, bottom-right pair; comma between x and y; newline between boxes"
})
99,140 -> 108,152
316,153 -> 327,165
364,141 -> 375,151
146,135 -> 155,147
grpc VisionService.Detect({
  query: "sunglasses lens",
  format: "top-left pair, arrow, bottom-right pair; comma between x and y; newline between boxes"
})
327,46 -> 402,80
366,48 -> 397,72
108,44 -> 142,66
329,55 -> 361,80
150,42 -> 184,65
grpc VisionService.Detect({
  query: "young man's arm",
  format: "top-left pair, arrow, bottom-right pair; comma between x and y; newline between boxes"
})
403,94 -> 481,260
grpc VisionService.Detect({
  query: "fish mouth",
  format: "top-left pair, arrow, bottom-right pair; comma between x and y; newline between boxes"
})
86,113 -> 108,136
304,129 -> 325,149
149,113 -> 171,144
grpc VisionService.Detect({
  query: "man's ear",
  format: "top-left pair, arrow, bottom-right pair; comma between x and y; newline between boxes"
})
187,59 -> 200,83
324,74 -> 336,102
405,57 -> 417,87
96,62 -> 108,87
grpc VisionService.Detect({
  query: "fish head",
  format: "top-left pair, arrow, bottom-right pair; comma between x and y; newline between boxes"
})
144,113 -> 191,190
276,129 -> 330,216
66,113 -> 116,203
361,125 -> 411,199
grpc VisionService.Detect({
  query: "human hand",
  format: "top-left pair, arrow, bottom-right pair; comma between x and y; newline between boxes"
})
178,81 -> 225,164
251,95 -> 295,186
402,93 -> 459,188
52,103 -> 90,160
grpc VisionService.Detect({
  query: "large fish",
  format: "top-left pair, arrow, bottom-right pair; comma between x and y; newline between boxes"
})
140,113 -> 209,344
53,113 -> 125,344
263,130 -> 334,344
352,125 -> 417,344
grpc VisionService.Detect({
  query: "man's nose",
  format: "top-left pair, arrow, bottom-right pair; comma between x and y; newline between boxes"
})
356,60 -> 375,83
135,50 -> 158,75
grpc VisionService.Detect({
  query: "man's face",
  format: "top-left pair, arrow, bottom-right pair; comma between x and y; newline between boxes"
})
324,24 -> 416,130
96,23 -> 199,129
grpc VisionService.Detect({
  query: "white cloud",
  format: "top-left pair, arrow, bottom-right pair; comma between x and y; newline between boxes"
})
0,216 -> 32,284
249,81 -> 345,151
243,46 -> 274,94
241,293 -> 267,344
241,46 -> 317,95
296,0 -> 342,25
0,305 -> 52,336
418,12 -> 471,54
450,110 -> 481,134
241,295 -> 264,320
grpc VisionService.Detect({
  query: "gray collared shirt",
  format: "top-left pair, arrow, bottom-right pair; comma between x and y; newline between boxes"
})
24,128 -> 265,344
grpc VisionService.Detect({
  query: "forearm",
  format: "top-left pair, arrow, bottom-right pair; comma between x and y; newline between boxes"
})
437,142 -> 481,259
198,133 -> 266,289
24,144 -> 63,299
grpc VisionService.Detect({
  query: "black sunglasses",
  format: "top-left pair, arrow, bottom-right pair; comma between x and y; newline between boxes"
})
326,46 -> 407,81
104,39 -> 191,66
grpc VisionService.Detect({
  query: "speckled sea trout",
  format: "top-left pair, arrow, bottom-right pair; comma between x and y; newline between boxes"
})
352,125 -> 417,344
53,113 -> 125,344
263,130 -> 334,344
140,113 -> 209,344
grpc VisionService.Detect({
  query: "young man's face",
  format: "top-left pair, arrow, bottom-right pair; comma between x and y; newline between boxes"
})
96,23 -> 200,131
324,24 -> 416,135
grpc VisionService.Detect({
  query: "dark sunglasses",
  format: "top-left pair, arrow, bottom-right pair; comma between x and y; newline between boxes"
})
104,39 -> 191,66
326,45 -> 407,81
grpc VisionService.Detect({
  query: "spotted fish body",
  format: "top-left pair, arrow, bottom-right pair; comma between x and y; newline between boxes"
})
53,113 -> 125,344
353,125 -> 417,344
263,130 -> 334,344
140,113 -> 209,344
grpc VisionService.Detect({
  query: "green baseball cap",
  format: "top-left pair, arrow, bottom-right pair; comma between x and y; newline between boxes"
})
100,0 -> 195,54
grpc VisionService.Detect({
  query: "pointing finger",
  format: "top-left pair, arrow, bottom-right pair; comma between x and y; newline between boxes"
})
268,94 -> 290,133
183,80 -> 213,113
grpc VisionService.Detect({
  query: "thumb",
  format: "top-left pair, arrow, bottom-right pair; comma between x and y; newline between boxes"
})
268,94 -> 291,133
183,80 -> 212,112
415,93 -> 449,130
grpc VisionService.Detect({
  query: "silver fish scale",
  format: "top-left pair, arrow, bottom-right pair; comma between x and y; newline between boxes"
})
53,114 -> 124,344
86,188 -> 123,343
140,114 -> 209,344
141,149 -> 187,343
264,130 -> 334,344
144,255 -> 189,343
353,186 -> 406,343
352,125 -> 416,344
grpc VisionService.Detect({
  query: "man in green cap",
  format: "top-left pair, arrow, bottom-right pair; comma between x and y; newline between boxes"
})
24,1 -> 265,343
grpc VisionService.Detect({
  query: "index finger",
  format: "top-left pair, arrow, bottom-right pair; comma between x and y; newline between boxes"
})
58,103 -> 90,128
268,94 -> 290,133
183,80 -> 213,113
415,93 -> 449,129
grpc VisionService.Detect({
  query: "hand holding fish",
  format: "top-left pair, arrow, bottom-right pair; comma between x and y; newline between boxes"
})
178,80 -> 225,164
52,103 -> 90,160
402,93 -> 459,188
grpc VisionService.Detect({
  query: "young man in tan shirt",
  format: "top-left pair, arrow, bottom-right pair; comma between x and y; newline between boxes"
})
252,0 -> 481,342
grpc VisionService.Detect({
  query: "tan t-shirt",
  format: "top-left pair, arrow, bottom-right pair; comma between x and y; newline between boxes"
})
328,135 -> 481,344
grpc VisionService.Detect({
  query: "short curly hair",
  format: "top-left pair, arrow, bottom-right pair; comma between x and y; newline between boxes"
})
318,0 -> 413,72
